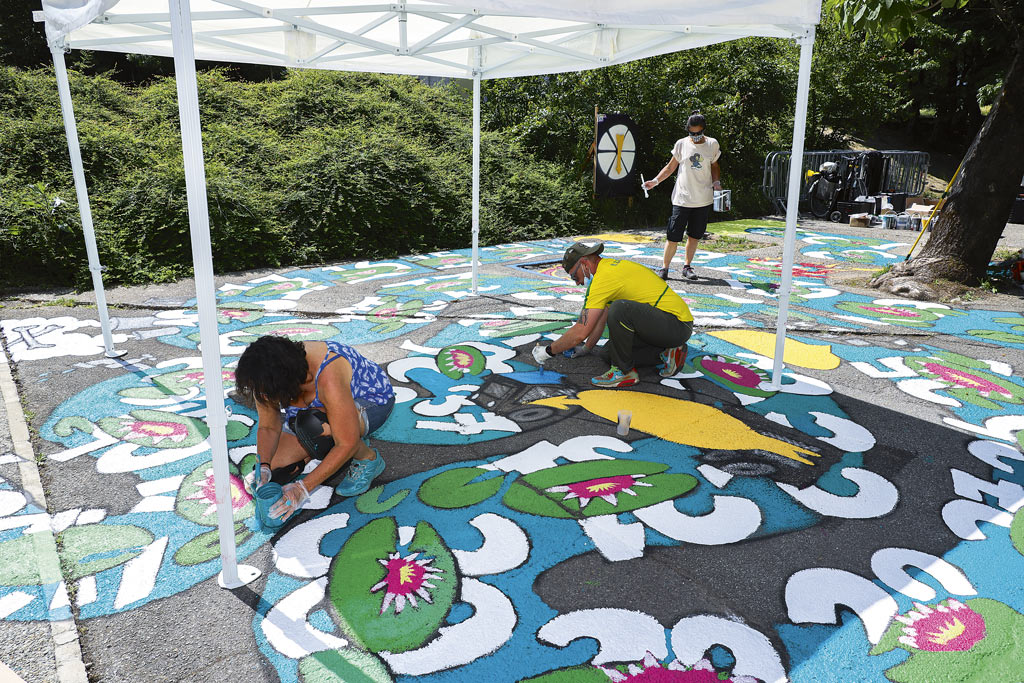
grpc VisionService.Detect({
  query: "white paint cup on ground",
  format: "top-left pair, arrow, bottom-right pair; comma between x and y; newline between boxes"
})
617,410 -> 632,436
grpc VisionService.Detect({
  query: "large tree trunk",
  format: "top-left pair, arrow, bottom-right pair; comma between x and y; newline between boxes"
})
873,36 -> 1024,296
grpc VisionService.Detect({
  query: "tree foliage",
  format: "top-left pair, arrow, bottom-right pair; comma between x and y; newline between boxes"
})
484,18 -> 915,220
827,0 -> 1024,287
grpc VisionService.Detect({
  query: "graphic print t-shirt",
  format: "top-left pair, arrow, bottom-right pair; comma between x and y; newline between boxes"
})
670,136 -> 721,208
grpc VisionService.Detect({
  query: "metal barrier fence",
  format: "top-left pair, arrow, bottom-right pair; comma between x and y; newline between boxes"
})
762,150 -> 930,214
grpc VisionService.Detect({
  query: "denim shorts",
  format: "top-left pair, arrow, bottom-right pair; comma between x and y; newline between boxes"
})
356,395 -> 395,436
280,395 -> 395,437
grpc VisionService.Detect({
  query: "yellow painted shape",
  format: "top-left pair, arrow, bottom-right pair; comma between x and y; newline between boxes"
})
614,133 -> 625,174
708,330 -> 840,370
576,232 -> 656,244
531,391 -> 820,465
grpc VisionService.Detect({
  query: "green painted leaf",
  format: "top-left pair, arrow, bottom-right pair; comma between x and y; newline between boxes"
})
520,666 -> 611,682
328,518 -> 456,654
356,486 -> 410,514
174,523 -> 252,566
436,344 -> 486,380
503,460 -> 697,519
880,599 -> 1024,683
418,467 -> 503,509
98,409 -> 209,449
57,524 -> 154,581
0,535 -> 61,585
53,416 -> 95,438
1011,508 -> 1024,558
299,649 -> 393,683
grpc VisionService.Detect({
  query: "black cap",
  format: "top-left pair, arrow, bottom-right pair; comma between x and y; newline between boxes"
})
562,241 -> 604,272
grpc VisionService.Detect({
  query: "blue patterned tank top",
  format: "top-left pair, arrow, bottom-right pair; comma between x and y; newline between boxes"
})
283,341 -> 393,421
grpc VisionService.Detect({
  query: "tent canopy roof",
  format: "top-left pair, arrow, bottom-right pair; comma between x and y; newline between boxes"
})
42,0 -> 818,79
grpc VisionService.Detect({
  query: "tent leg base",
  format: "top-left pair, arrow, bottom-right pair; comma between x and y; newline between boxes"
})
218,564 -> 261,589
104,349 -> 128,359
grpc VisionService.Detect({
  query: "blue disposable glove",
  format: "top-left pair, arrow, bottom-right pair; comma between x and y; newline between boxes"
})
563,344 -> 590,359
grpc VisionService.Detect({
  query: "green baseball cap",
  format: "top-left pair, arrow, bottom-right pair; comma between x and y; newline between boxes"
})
562,241 -> 604,272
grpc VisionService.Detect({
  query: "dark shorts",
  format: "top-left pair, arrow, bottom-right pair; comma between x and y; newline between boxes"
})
667,204 -> 712,242
356,395 -> 395,436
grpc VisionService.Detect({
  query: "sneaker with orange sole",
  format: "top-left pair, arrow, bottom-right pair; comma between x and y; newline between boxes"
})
659,344 -> 689,377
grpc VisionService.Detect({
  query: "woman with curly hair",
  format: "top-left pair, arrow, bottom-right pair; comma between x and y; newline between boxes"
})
235,335 -> 395,522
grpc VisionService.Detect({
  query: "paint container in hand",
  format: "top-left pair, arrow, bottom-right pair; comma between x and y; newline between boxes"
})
254,482 -> 286,530
617,410 -> 632,436
713,189 -> 732,212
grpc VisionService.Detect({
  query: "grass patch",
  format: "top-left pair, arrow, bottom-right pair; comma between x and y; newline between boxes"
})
705,234 -> 761,252
708,218 -> 785,236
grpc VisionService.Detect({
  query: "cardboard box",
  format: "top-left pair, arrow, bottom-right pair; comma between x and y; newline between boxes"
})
907,203 -> 938,217
849,213 -> 870,227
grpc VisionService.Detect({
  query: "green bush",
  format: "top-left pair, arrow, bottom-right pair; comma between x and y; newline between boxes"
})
0,66 -> 592,289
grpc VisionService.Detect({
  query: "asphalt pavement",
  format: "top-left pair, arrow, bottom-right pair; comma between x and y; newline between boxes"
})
1,218 -> 1022,683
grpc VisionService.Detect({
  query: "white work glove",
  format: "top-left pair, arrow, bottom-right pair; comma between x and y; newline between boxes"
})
270,480 -> 310,522
563,344 -> 590,359
532,344 -> 553,364
642,179 -> 658,191
712,180 -> 722,190
258,464 -> 271,487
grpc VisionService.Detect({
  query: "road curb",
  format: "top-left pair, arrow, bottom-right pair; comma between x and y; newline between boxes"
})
0,348 -> 89,683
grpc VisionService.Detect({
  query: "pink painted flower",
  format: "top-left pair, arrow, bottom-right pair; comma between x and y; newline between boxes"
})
862,306 -> 922,318
447,349 -> 475,370
547,474 -> 653,509
597,654 -> 758,682
896,600 -> 986,652
701,359 -> 762,388
184,469 -> 251,517
370,552 -> 444,615
270,327 -> 317,336
923,363 -> 1013,397
120,418 -> 190,445
221,309 -> 249,319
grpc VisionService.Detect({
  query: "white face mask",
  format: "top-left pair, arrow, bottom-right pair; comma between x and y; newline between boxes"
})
582,263 -> 593,287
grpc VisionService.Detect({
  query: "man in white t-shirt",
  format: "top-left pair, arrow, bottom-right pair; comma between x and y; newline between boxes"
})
642,111 -> 722,281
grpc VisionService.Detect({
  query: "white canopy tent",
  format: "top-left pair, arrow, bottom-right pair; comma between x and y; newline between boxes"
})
39,0 -> 818,588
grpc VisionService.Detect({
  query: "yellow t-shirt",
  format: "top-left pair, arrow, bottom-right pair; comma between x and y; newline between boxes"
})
583,259 -> 693,323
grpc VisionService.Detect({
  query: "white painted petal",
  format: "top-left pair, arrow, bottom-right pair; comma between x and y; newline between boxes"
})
452,513 -> 529,576
382,578 -> 516,675
261,578 -> 348,659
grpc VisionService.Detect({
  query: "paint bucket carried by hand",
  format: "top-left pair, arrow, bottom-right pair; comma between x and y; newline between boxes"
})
713,189 -> 732,212
254,482 -> 286,530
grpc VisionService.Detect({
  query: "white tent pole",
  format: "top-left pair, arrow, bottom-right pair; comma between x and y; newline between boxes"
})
471,46 -> 482,295
770,25 -> 815,388
50,46 -> 125,360
168,0 -> 259,589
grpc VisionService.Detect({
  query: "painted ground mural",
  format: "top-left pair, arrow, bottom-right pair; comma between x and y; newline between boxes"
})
2,224 -> 1023,682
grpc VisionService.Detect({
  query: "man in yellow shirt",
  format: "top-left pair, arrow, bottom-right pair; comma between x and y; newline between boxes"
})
532,241 -> 693,387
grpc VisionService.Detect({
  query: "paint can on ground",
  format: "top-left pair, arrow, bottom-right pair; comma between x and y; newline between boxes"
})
909,214 -> 923,231
713,189 -> 731,212
881,214 -> 897,230
617,410 -> 632,436
896,212 -> 910,230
